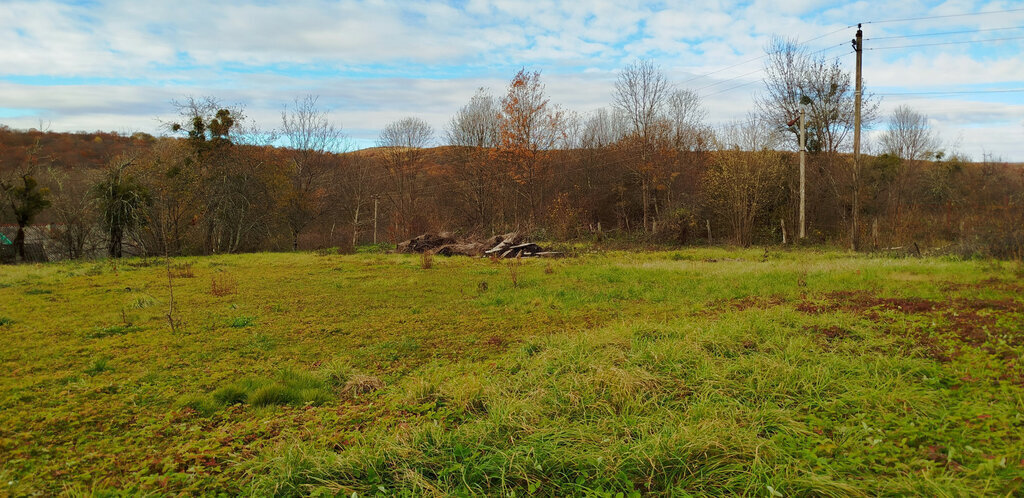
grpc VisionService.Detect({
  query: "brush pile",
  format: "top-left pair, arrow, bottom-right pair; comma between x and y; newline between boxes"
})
396,232 -> 560,258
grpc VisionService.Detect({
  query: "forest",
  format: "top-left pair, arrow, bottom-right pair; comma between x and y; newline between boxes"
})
2,43 -> 1022,262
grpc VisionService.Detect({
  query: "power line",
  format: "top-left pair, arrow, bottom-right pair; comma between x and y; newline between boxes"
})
867,25 -> 1024,41
677,27 -> 854,87
875,88 -> 1024,96
866,35 -> 1024,50
861,7 -> 1024,25
699,50 -> 854,99
691,43 -> 849,97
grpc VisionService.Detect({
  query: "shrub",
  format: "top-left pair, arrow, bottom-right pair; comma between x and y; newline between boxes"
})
211,273 -> 238,296
0,317 -> 14,326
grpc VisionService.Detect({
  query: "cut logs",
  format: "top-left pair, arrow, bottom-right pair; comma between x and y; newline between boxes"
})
396,232 -> 561,258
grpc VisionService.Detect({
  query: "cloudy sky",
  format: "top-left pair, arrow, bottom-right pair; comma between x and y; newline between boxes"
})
2,0 -> 1022,160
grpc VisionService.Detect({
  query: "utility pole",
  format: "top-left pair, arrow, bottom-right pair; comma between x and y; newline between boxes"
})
372,194 -> 379,245
851,23 -> 863,250
799,105 -> 806,240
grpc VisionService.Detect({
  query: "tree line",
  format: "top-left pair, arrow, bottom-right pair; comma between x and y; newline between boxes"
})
2,39 -> 1022,261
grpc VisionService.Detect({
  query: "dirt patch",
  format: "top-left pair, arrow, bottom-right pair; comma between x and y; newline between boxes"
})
701,295 -> 788,315
940,277 -> 1024,293
483,335 -> 507,347
794,291 -> 1022,316
813,325 -> 852,341
797,291 -> 1023,364
795,300 -> 842,315
806,325 -> 855,350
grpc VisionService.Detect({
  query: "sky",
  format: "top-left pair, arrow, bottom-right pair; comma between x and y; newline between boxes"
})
1,0 -> 1022,160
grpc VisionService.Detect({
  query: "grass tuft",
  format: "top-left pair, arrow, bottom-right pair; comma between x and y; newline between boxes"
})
212,385 -> 248,405
176,394 -> 220,416
249,384 -> 298,407
84,356 -> 112,376
229,315 -> 257,328
342,375 -> 385,396
317,359 -> 353,387
85,324 -> 142,339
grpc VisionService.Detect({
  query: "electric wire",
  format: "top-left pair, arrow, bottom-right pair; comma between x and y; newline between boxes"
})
866,25 -> 1024,40
860,7 -> 1024,25
875,88 -> 1024,96
866,35 -> 1024,50
677,26 -> 855,86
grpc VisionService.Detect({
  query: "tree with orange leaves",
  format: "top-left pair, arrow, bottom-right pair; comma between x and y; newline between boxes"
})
493,69 -> 566,228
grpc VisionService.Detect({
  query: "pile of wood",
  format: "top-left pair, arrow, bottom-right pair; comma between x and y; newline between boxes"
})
396,232 -> 560,258
395,232 -> 456,254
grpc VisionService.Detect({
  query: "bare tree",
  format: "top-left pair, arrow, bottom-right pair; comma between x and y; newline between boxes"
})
281,95 -> 345,250
881,105 -> 939,162
44,166 -> 97,259
613,59 -> 671,141
581,108 -> 627,149
447,89 -> 500,231
758,37 -> 878,249
135,138 -> 200,256
613,59 -> 673,232
379,117 -> 434,238
665,88 -> 709,151
878,105 -> 942,242
447,88 -> 499,149
333,154 -> 376,249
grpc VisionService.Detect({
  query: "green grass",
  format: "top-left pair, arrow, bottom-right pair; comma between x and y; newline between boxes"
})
85,324 -> 143,339
0,247 -> 1022,495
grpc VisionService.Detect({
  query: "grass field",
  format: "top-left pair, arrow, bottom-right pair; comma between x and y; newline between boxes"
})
1,248 -> 1023,496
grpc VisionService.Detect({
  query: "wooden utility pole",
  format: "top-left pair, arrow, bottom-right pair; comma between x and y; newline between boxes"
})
372,194 -> 379,245
851,24 -> 863,250
799,105 -> 806,239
